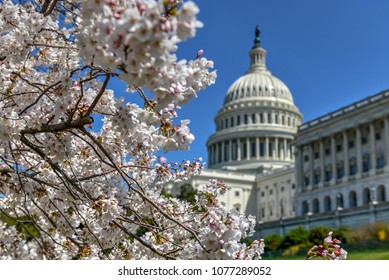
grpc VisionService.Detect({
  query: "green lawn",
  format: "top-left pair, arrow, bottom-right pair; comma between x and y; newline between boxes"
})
346,249 -> 389,260
264,248 -> 389,260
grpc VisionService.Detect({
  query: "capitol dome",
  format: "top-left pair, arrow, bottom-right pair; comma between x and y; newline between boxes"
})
207,26 -> 303,173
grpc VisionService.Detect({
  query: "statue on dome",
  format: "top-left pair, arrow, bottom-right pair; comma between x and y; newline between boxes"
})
254,25 -> 261,46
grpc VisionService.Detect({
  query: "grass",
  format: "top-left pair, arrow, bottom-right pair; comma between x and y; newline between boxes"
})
346,248 -> 389,260
263,248 -> 389,260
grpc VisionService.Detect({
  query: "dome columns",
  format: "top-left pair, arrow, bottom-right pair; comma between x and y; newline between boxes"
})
208,136 -> 294,168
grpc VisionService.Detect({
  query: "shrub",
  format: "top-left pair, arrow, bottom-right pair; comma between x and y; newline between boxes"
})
281,226 -> 309,249
264,234 -> 283,251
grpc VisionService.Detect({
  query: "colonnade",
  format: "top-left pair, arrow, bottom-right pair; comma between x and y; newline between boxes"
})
296,117 -> 389,191
208,136 -> 294,167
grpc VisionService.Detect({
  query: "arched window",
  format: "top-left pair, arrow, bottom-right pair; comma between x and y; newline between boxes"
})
363,188 -> 371,205
377,185 -> 386,202
312,198 -> 320,214
349,191 -> 357,207
336,193 -> 344,209
280,199 -> 285,216
324,196 -> 331,212
302,201 -> 309,215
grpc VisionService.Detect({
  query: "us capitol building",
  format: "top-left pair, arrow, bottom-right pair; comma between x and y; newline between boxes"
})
166,27 -> 389,237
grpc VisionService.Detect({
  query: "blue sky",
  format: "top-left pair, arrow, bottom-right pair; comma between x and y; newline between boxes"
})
157,0 -> 389,165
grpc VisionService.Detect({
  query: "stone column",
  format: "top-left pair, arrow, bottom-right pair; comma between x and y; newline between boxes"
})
343,131 -> 349,181
221,141 -> 225,163
331,135 -> 337,184
296,145 -> 304,192
369,122 -> 377,175
275,185 -> 280,218
208,146 -> 212,166
275,137 -> 279,160
229,139 -> 232,162
256,137 -> 260,159
246,138 -> 251,160
384,117 -> 389,171
283,138 -> 288,160
215,143 -> 220,163
212,144 -> 216,165
356,126 -> 362,178
237,138 -> 241,161
319,139 -> 325,186
265,137 -> 269,160
309,143 -> 314,189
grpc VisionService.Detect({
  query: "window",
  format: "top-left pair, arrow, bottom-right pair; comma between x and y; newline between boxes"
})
259,113 -> 264,123
376,132 -> 381,140
362,137 -> 367,144
336,193 -> 344,208
314,173 -> 321,184
268,142 -> 273,157
363,188 -> 371,205
304,176 -> 310,187
244,114 -> 248,125
314,152 -> 319,159
225,118 -> 228,129
377,156 -> 385,169
230,116 -> 234,127
251,142 -> 256,157
237,115 -> 241,125
336,144 -> 342,152
349,191 -> 357,207
325,148 -> 330,156
252,113 -> 256,124
325,170 -> 332,182
363,158 -> 370,172
304,155 -> 309,162
337,166 -> 344,179
348,141 -> 354,148
260,142 -> 265,157
312,199 -> 320,214
243,143 -> 247,158
302,201 -> 309,215
235,191 -> 240,197
275,114 -> 279,124
349,163 -> 357,175
280,200 -> 285,216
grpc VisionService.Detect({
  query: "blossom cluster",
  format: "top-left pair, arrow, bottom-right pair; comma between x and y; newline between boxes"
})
306,231 -> 348,260
77,0 -> 216,110
0,0 -> 263,260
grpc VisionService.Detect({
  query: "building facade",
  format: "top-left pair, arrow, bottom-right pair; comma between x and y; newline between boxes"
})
166,27 -> 389,238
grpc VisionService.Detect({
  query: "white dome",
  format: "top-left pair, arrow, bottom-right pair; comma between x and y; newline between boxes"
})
223,29 -> 294,106
224,70 -> 294,105
206,26 -> 303,173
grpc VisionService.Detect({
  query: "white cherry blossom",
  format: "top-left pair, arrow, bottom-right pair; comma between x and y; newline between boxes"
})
0,0 -> 263,260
